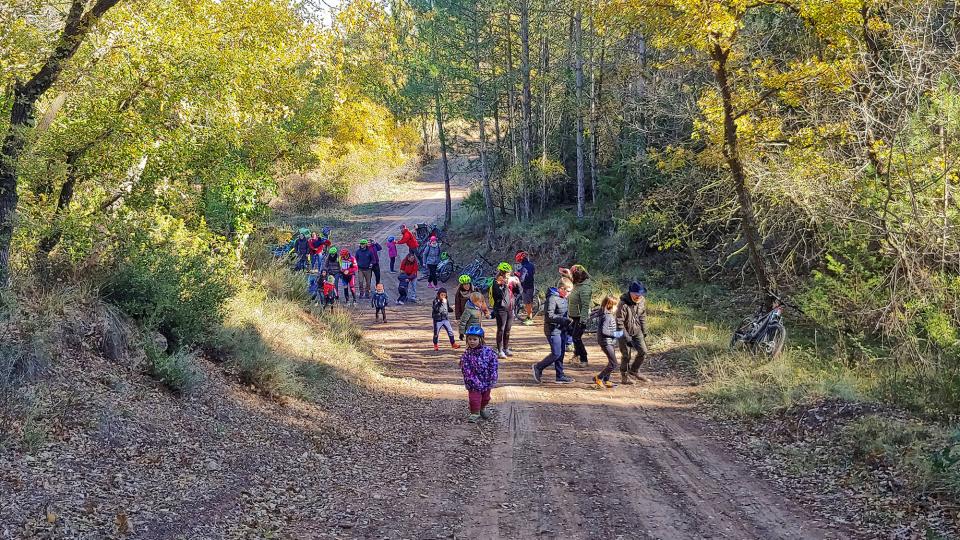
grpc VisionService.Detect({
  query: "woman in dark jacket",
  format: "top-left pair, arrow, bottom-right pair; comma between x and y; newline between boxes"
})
531,278 -> 575,384
490,268 -> 521,358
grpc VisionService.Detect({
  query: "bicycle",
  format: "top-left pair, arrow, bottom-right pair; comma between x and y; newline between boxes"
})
436,252 -> 455,282
583,304 -> 602,334
729,292 -> 795,357
461,254 -> 495,282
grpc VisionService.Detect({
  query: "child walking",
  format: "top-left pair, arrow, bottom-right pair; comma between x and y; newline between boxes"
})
594,295 -> 623,389
386,236 -> 398,273
432,288 -> 460,351
322,275 -> 338,311
372,282 -> 389,322
307,271 -> 322,306
459,326 -> 499,423
338,248 -> 358,306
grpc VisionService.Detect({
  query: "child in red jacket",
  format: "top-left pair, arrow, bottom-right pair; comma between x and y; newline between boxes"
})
399,252 -> 419,303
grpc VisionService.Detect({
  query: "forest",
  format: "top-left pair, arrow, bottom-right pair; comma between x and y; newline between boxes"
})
2,0 -> 960,535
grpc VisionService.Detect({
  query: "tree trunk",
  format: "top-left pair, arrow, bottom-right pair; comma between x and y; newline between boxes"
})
711,44 -> 771,298
505,11 -> 519,166
573,8 -> 585,219
539,17 -> 549,216
588,7 -> 602,204
435,92 -> 453,227
519,0 -> 533,221
0,0 -> 123,286
474,16 -> 497,249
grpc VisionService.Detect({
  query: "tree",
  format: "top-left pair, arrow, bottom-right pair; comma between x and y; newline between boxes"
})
0,0 -> 123,286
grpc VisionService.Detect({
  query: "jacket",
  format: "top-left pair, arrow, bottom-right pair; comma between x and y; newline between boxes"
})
355,247 -> 375,269
397,274 -> 409,293
432,298 -> 453,322
423,244 -> 441,265
372,291 -> 389,309
307,238 -> 325,255
568,278 -> 593,320
616,293 -> 647,338
399,228 -> 419,249
387,241 -> 398,258
597,309 -> 619,344
543,288 -> 570,337
339,255 -> 357,277
400,257 -> 419,277
490,278 -> 519,313
323,281 -> 337,298
454,285 -> 472,319
458,300 -> 482,338
294,237 -> 310,255
307,274 -> 321,297
324,255 -> 341,275
459,345 -> 499,393
370,243 -> 382,265
519,259 -> 536,290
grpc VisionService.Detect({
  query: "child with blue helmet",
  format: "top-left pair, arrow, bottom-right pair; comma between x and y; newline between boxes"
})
459,325 -> 499,423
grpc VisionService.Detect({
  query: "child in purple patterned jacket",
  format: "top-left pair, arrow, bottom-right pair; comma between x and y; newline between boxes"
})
460,325 -> 499,423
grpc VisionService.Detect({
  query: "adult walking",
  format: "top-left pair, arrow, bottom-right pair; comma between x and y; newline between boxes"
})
516,251 -> 537,325
490,263 -> 521,359
567,265 -> 593,367
617,282 -> 651,384
398,224 -> 422,265
423,236 -> 442,289
369,238 -> 383,285
307,232 -> 325,271
355,239 -> 375,299
293,230 -> 310,271
532,278 -> 575,384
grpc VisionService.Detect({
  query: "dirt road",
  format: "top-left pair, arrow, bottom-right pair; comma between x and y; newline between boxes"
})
347,160 -> 847,539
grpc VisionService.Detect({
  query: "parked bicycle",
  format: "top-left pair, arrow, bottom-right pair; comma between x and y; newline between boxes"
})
436,252 -> 454,282
729,292 -> 795,357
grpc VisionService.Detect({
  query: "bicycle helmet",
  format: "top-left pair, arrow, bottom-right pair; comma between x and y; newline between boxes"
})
497,262 -> 513,273
465,325 -> 484,338
515,251 -> 527,263
340,248 -> 350,257
329,247 -> 338,255
458,274 -> 472,285
440,252 -> 449,261
387,236 -> 396,242
359,239 -> 368,246
321,226 -> 331,236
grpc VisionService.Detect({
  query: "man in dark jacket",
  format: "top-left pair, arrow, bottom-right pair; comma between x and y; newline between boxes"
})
532,279 -> 575,384
355,239 -> 375,299
616,282 -> 651,384
517,251 -> 537,325
369,239 -> 383,285
293,231 -> 310,271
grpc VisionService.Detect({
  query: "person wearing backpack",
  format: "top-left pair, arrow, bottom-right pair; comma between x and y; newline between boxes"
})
531,278 -> 575,384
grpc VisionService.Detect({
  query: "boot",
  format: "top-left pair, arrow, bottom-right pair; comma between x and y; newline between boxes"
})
620,374 -> 635,385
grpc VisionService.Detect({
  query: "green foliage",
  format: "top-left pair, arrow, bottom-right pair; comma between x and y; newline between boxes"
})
104,212 -> 239,346
145,344 -> 203,395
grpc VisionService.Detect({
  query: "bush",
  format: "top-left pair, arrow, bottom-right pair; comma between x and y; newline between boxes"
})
146,344 -> 202,395
104,211 -> 240,346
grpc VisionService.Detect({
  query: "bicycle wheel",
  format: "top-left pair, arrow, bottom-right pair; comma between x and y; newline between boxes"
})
584,307 -> 600,334
760,324 -> 787,357
437,261 -> 453,283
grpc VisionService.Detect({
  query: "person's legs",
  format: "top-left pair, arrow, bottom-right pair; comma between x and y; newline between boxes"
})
534,336 -> 556,373
495,311 -> 507,352
362,269 -> 373,297
503,310 -> 514,351
389,256 -> 396,272
428,264 -> 438,286
554,332 -> 567,379
480,390 -> 491,410
372,264 -> 381,285
441,320 -> 456,344
598,341 -> 618,380
619,337 -> 632,375
408,276 -> 417,301
630,335 -> 648,373
571,318 -> 588,363
433,321 -> 442,345
468,390 -> 482,414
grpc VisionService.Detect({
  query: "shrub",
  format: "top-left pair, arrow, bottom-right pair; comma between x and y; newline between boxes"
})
145,344 -> 202,395
104,211 -> 240,346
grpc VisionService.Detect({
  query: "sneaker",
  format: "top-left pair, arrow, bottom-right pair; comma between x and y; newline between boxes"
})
633,373 -> 652,383
593,376 -> 605,390
579,361 -> 588,368
498,350 -> 508,359
467,413 -> 481,423
620,374 -> 635,385
531,364 -> 543,383
479,408 -> 493,420
522,319 -> 535,326
556,375 -> 575,384
452,342 -> 460,349
604,380 -> 616,388
503,349 -> 514,357
434,344 -> 439,351
396,300 -> 404,305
